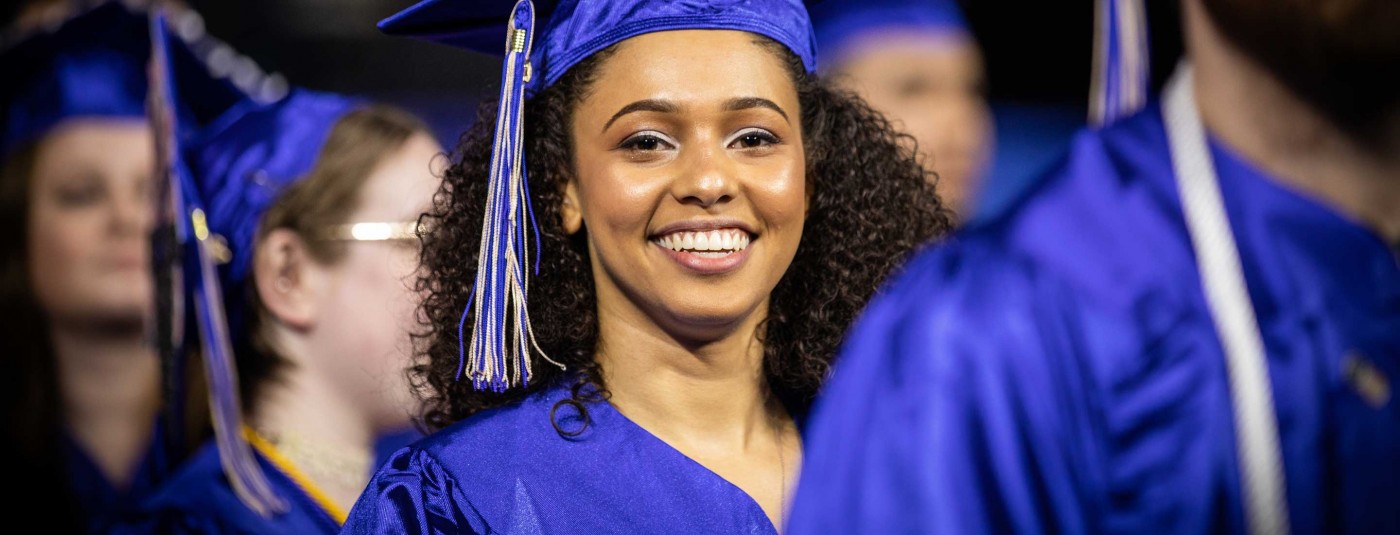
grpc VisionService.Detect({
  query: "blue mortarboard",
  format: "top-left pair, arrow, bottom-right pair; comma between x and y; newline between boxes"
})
150,7 -> 361,517
1,2 -> 149,160
378,0 -> 818,393
807,0 -> 970,71
380,0 -> 816,96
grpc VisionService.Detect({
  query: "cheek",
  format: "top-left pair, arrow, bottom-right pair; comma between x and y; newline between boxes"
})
329,250 -> 422,332
577,166 -> 662,239
751,158 -> 808,231
27,207 -> 95,301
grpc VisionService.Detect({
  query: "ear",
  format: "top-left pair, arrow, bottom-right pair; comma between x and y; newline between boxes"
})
560,178 -> 583,235
252,228 -> 321,331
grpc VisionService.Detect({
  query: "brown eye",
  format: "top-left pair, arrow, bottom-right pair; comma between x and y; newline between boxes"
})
895,77 -> 935,98
727,129 -> 779,150
738,133 -> 765,148
55,179 -> 105,207
620,132 -> 674,152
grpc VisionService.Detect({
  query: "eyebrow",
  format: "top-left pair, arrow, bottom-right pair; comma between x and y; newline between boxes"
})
724,97 -> 789,124
603,99 -> 680,132
601,96 -> 792,133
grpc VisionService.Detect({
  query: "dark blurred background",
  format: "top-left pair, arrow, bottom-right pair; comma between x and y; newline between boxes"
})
4,0 -> 1185,203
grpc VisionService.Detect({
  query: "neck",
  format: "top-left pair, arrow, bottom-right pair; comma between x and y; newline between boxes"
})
1185,0 -> 1400,244
250,334 -> 376,514
595,298 -> 780,452
51,321 -> 160,489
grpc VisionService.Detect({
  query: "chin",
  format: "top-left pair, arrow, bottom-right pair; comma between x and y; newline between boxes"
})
659,297 -> 766,337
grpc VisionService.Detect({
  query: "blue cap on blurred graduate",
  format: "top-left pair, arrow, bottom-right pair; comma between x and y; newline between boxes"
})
807,0 -> 970,71
0,2 -> 149,160
148,6 -> 361,517
376,0 -> 818,393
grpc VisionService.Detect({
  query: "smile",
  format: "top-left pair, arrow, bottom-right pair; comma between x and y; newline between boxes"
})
653,228 -> 750,256
650,227 -> 754,274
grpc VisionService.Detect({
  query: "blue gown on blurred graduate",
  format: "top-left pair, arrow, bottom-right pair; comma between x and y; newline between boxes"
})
336,0 -> 819,532
787,0 -> 1399,533
0,4 -> 175,532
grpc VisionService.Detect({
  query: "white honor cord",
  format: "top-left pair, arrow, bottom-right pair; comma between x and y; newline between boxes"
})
1163,62 -> 1291,535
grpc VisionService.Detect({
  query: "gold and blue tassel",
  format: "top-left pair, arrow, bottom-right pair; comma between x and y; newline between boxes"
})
1089,0 -> 1150,126
456,0 -> 565,392
149,9 -> 288,518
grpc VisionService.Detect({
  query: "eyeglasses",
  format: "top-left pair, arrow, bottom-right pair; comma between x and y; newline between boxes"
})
314,221 -> 430,243
188,213 -> 432,267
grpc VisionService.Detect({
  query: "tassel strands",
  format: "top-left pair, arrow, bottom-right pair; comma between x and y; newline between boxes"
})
456,0 -> 564,392
149,10 -> 288,518
1089,0 -> 1150,126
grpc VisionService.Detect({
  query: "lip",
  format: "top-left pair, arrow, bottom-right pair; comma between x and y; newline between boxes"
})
649,219 -> 758,276
102,251 -> 148,271
653,240 -> 751,275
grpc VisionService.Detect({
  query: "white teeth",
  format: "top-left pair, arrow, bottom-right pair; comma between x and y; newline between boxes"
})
654,228 -> 751,254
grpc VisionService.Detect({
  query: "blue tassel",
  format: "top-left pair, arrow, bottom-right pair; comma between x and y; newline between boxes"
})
150,10 -> 287,517
456,0 -> 564,392
1090,0 -> 1150,126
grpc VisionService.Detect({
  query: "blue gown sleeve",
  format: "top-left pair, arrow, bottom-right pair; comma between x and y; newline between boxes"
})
340,446 -> 486,535
787,238 -> 1111,534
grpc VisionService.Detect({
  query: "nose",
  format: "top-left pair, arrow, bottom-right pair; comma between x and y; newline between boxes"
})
672,144 -> 738,209
111,175 -> 154,237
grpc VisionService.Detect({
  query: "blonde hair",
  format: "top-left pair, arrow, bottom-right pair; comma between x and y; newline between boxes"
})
239,104 -> 434,407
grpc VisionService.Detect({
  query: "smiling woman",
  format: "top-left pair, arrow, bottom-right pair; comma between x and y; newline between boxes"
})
341,0 -> 952,533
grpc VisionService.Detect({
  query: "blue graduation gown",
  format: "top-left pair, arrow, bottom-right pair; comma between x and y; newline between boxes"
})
65,418 -> 170,533
340,380 -> 779,534
786,104 -> 1400,534
112,438 -> 344,534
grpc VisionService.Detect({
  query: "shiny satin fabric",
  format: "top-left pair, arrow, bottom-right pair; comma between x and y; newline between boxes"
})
786,105 -> 1400,534
377,0 -> 817,96
341,380 -> 779,534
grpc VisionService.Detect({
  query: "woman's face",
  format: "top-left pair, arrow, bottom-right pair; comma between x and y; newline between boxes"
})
567,29 -> 807,342
317,132 -> 443,431
27,119 -> 154,327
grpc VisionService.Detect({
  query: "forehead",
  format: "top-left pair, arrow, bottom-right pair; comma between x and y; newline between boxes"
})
580,29 -> 797,111
834,37 -> 981,77
38,118 -> 151,152
31,118 -> 152,176
350,133 -> 442,220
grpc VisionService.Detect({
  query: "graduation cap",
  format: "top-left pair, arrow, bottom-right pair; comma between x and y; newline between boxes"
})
378,0 -> 818,393
0,2 -> 149,160
806,0 -> 971,72
149,7 -> 362,518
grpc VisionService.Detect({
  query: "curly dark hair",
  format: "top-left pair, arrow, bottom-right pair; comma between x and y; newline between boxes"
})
412,36 -> 953,431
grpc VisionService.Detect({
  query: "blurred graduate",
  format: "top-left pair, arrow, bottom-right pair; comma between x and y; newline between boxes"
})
108,6 -> 445,533
339,0 -> 954,531
0,3 -> 212,531
789,0 -> 1400,532
809,0 -> 994,220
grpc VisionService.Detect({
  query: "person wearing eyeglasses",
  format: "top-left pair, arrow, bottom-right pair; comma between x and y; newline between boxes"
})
107,14 -> 446,532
